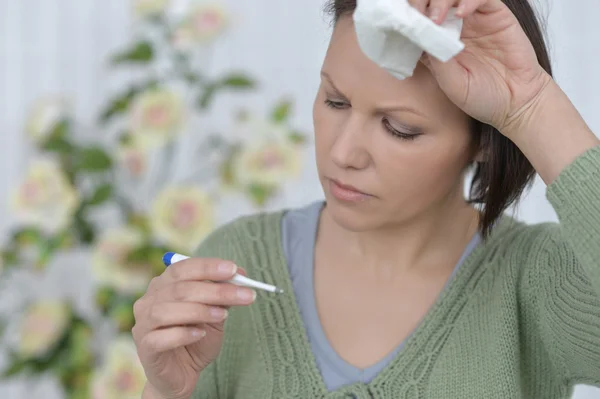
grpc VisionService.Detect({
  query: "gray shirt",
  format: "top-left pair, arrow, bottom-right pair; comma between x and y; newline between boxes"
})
281,201 -> 481,391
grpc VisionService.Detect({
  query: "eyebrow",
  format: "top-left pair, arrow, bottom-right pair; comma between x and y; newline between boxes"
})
320,72 -> 346,98
320,71 -> 428,119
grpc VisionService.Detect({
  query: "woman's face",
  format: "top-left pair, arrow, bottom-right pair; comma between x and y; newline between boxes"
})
314,16 -> 475,231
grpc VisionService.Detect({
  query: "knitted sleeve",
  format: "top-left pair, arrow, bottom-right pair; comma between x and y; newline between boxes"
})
538,144 -> 600,385
191,362 -> 219,399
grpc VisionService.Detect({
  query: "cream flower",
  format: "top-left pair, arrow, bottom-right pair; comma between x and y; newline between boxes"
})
18,300 -> 71,359
232,120 -> 302,187
133,0 -> 169,17
92,227 -> 153,295
150,186 -> 214,253
172,3 -> 228,50
25,97 -> 68,143
11,159 -> 80,234
130,88 -> 185,149
91,336 -> 146,399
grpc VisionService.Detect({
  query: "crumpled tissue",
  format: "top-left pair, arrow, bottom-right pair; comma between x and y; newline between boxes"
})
353,0 -> 465,80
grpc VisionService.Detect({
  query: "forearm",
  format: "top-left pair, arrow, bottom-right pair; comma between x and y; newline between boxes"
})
505,77 -> 600,185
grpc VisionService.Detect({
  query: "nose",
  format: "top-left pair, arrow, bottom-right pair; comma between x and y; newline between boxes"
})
330,115 -> 371,170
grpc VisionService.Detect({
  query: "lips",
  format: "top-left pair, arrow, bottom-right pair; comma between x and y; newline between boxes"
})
327,178 -> 372,202
331,179 -> 366,194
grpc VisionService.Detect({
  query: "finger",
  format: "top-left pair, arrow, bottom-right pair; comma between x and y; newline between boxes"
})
427,0 -> 458,24
147,266 -> 248,297
408,0 -> 429,14
148,302 -> 230,330
140,326 -> 206,354
456,0 -> 503,18
159,281 -> 257,306
157,258 -> 239,291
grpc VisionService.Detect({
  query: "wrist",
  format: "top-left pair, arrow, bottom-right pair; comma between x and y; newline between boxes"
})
500,75 -> 599,184
497,69 -> 554,140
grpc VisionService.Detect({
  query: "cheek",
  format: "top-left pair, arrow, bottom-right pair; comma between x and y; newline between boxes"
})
375,133 -> 472,199
313,97 -> 336,161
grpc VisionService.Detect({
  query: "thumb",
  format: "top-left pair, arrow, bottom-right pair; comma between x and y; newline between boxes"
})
420,53 -> 463,81
420,53 -> 468,91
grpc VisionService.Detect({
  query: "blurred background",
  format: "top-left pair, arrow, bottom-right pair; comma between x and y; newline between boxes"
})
0,0 -> 598,398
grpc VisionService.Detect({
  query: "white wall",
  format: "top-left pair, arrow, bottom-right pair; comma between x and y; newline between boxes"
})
0,0 -> 598,398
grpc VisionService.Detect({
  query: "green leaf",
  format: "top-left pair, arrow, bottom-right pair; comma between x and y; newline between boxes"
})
111,41 -> 154,65
0,359 -> 29,378
73,211 -> 95,244
184,72 -> 201,84
36,240 -> 57,270
288,131 -> 307,145
197,83 -> 218,109
50,119 -> 69,139
220,74 -> 255,89
127,214 -> 151,236
99,87 -> 140,123
118,132 -> 133,145
13,227 -> 42,244
126,244 -> 153,263
77,147 -> 113,172
1,248 -> 18,268
219,145 -> 241,188
247,184 -> 276,207
95,287 -> 117,314
110,301 -> 136,332
43,135 -> 75,153
87,183 -> 113,206
271,100 -> 292,123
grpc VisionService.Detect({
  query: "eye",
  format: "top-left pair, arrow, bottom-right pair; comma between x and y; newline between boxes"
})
382,118 -> 421,141
324,99 -> 349,109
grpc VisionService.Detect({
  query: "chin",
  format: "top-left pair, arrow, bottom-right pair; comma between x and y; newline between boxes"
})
324,196 -> 382,233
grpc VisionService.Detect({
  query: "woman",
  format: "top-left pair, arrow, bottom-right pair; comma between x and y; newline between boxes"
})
133,0 -> 600,397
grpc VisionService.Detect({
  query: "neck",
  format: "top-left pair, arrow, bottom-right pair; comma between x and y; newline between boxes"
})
320,192 -> 479,277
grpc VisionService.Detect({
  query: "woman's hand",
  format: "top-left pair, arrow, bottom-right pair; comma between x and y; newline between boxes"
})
132,258 -> 256,399
411,0 -> 552,138
411,0 -> 599,184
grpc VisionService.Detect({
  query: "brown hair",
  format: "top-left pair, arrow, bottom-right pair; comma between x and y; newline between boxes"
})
324,0 -> 553,237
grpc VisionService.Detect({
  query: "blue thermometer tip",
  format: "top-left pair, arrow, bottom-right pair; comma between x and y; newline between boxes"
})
162,252 -> 176,267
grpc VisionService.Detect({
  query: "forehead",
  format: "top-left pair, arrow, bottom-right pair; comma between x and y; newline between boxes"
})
323,17 -> 461,118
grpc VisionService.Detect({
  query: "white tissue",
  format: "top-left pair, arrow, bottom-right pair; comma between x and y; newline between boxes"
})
353,0 -> 464,80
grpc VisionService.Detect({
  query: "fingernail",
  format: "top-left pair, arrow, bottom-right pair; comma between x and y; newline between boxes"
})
237,288 -> 256,302
218,262 -> 237,275
429,8 -> 440,21
210,307 -> 228,320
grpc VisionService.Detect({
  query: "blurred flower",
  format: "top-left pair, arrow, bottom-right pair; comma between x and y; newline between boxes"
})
150,186 -> 214,253
91,336 -> 146,399
11,159 -> 80,234
231,119 -> 302,187
133,0 -> 169,17
92,227 -> 153,295
117,141 -> 148,177
18,300 -> 71,359
130,88 -> 185,149
172,2 -> 228,50
25,97 -> 68,144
